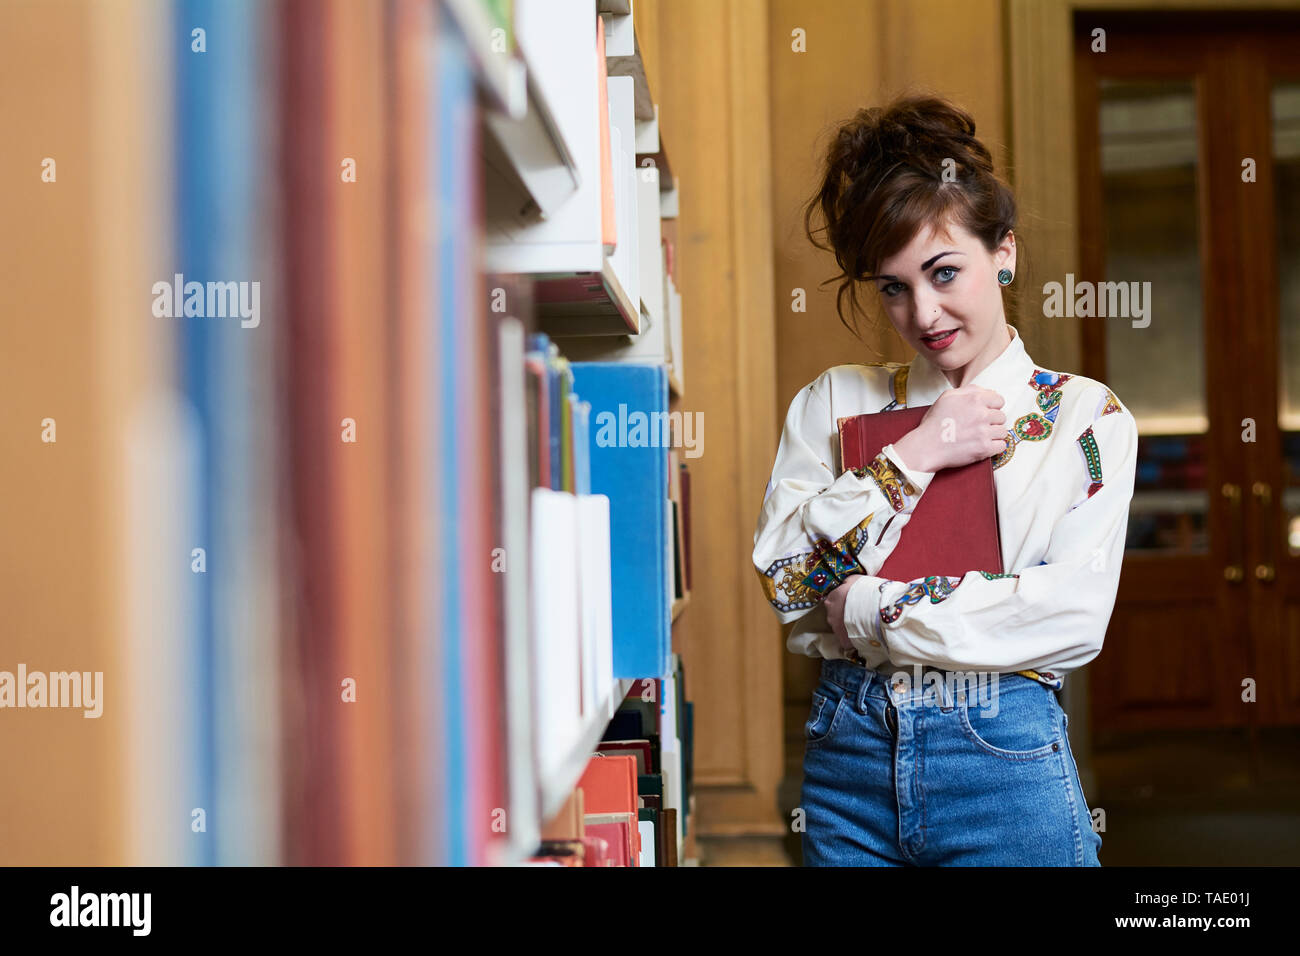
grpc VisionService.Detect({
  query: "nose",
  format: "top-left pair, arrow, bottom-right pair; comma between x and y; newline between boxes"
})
912,288 -> 941,328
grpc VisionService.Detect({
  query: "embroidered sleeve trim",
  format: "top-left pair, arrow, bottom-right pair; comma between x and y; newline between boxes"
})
851,451 -> 921,513
879,574 -> 962,626
977,570 -> 1020,581
756,512 -> 875,614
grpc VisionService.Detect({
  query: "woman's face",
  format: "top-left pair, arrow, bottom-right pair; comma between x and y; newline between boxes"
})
872,217 -> 1016,386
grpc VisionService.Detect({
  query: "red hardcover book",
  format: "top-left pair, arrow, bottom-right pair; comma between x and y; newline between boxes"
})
578,754 -> 640,862
584,819 -> 632,866
581,835 -> 610,867
838,406 -> 1003,581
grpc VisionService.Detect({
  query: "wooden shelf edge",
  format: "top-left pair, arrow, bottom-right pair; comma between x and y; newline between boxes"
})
538,676 -> 636,825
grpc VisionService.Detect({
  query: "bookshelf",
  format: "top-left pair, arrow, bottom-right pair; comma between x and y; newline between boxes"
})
465,0 -> 695,866
0,0 -> 691,869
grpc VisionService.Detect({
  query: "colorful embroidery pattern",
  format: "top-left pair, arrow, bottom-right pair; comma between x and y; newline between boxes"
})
993,369 -> 1072,470
1077,424 -> 1103,499
757,513 -> 874,613
880,575 -> 961,625
977,570 -> 1021,581
851,451 -> 919,513
1097,387 -> 1122,417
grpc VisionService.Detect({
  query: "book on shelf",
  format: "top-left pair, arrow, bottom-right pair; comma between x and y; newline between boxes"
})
596,12 -> 616,254
569,362 -> 672,679
528,662 -> 694,866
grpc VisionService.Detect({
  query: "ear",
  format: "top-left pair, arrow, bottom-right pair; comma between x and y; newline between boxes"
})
995,229 -> 1016,274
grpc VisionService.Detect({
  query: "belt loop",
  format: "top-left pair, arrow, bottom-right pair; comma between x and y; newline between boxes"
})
939,671 -> 955,712
856,668 -> 871,714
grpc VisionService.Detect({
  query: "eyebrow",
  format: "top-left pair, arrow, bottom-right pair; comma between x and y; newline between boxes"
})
874,250 -> 963,281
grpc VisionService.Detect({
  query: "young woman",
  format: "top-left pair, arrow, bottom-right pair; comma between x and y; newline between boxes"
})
752,94 -> 1138,866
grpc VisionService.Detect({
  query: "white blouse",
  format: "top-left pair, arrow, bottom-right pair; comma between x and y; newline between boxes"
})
752,324 -> 1138,691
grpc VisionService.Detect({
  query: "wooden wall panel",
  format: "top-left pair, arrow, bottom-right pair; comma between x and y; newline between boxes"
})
637,0 -> 785,843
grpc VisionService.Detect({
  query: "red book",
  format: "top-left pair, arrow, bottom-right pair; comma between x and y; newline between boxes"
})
838,406 -> 1003,582
581,835 -> 610,867
584,820 -> 632,866
578,754 -> 641,863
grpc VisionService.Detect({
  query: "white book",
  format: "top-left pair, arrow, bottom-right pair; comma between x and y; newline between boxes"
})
576,494 -> 614,719
530,488 -> 583,783
637,164 -> 665,343
606,76 -> 639,310
498,317 -> 540,859
638,820 -> 656,867
487,0 -> 600,272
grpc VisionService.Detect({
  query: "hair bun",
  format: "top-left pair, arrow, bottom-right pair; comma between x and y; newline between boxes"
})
851,97 -> 994,183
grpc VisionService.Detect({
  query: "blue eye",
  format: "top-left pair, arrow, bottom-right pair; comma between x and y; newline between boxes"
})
935,266 -> 959,283
881,282 -> 905,297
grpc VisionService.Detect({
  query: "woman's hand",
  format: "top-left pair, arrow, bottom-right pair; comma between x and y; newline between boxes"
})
824,575 -> 865,652
893,385 -> 1008,473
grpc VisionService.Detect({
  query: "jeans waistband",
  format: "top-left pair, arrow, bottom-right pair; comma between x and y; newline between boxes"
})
819,656 -> 1038,710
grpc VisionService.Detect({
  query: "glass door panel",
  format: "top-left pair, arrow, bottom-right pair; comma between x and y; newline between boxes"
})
1272,81 -> 1300,554
1098,79 -> 1209,553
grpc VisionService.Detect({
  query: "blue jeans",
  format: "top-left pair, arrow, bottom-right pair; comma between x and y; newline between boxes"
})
800,658 -> 1102,866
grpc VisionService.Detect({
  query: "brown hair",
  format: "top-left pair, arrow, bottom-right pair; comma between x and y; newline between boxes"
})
803,93 -> 1019,339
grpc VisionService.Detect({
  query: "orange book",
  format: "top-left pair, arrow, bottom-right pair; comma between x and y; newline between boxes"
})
328,0 -> 397,866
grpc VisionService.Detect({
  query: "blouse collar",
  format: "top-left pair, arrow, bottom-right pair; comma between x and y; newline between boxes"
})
903,323 -> 1036,408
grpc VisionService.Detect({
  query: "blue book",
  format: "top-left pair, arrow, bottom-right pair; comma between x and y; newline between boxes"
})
431,17 -> 478,867
176,0 -> 238,867
549,350 -> 564,490
569,363 -> 671,678
199,0 -> 278,867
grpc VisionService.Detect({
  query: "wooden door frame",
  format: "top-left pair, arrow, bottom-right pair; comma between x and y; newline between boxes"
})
1235,36 -> 1300,725
1007,0 -> 1300,793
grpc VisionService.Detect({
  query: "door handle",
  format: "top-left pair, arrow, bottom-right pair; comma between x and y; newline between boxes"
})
1223,482 -> 1244,583
1253,481 -> 1276,583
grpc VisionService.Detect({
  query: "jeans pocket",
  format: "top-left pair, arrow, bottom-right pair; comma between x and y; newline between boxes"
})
804,683 -> 846,750
957,682 -> 1062,761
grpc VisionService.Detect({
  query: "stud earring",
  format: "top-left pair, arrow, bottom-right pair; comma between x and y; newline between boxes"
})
997,268 -> 1013,286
